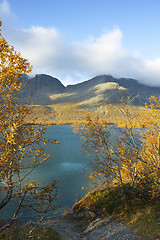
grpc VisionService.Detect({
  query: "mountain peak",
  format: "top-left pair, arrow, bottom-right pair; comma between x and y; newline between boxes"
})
21,74 -> 160,106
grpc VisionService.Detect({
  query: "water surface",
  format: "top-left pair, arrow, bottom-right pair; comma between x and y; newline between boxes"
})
1,125 -> 91,221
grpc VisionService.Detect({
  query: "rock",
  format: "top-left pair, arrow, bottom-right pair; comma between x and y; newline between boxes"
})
73,207 -> 97,218
83,218 -> 102,233
42,213 -> 145,240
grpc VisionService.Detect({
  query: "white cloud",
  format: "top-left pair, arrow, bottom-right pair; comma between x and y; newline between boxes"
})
14,26 -> 61,67
72,29 -> 126,74
8,26 -> 160,86
1,0 -> 160,86
0,0 -> 10,15
0,0 -> 16,22
137,58 -> 160,86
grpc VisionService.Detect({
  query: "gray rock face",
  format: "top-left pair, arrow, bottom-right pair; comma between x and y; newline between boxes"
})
20,74 -> 160,106
42,214 -> 145,240
21,74 -> 65,105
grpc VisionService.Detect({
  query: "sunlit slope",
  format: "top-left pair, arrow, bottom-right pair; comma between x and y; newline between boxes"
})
22,74 -> 160,107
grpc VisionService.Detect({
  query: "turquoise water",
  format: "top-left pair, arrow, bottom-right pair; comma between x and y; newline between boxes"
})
38,125 -> 91,214
0,125 -> 141,221
1,125 -> 91,221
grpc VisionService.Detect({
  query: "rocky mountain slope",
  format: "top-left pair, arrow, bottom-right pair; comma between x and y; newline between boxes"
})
21,74 -> 160,106
22,74 -> 65,105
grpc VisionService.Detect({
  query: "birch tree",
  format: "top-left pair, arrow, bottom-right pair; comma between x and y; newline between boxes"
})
77,98 -> 160,192
0,21 -> 57,233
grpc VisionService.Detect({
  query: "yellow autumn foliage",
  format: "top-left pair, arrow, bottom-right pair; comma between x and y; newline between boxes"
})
0,23 -> 57,233
76,97 -> 160,193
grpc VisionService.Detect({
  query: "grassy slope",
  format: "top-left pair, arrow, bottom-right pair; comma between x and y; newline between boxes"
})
0,223 -> 62,240
26,103 -> 143,126
72,185 -> 160,240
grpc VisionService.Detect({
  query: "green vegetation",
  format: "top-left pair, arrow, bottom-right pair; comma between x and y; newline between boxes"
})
73,183 -> 160,239
132,207 -> 160,240
73,183 -> 159,215
0,223 -> 62,240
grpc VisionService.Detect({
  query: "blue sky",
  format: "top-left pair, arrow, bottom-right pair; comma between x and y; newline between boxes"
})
0,0 -> 160,86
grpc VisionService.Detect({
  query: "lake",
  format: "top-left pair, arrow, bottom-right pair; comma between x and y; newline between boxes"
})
39,125 -> 91,215
1,124 -> 141,221
1,125 -> 91,221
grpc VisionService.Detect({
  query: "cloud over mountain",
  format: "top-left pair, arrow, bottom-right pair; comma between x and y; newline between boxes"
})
1,0 -> 160,86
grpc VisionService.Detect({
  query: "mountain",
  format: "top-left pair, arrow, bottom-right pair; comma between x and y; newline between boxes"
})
21,74 -> 160,106
22,74 -> 65,105
65,75 -> 160,106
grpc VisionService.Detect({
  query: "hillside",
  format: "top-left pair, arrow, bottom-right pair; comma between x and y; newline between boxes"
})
22,74 -> 65,105
21,74 -> 160,107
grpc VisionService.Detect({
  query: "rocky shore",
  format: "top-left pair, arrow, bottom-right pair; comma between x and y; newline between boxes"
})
42,210 -> 145,240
